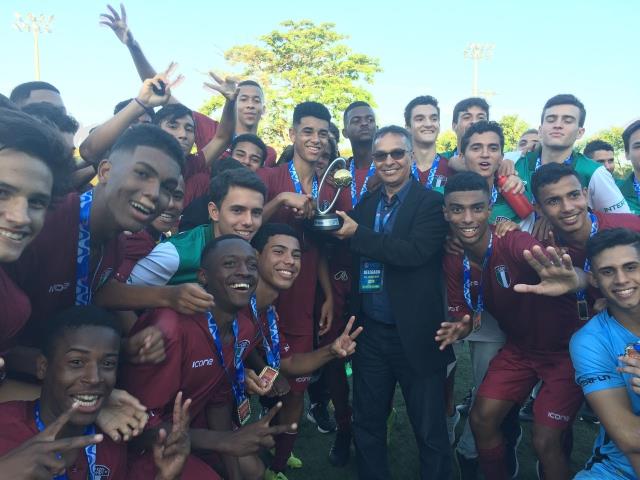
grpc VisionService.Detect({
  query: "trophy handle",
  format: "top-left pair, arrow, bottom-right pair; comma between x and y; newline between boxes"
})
316,157 -> 348,215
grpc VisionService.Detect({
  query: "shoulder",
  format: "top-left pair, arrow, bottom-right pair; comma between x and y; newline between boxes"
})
570,312 -> 613,361
192,111 -> 219,130
597,211 -> 640,232
136,308 -> 194,343
168,225 -> 207,246
574,153 -> 601,176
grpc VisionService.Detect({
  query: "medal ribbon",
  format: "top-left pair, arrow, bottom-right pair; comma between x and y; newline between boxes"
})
535,153 -> 573,171
288,161 -> 318,198
206,312 -> 247,407
633,175 -> 640,201
76,190 -> 93,305
350,160 -> 376,207
576,212 -> 599,303
34,400 -> 97,480
462,232 -> 494,319
411,154 -> 441,190
249,295 -> 281,369
374,197 -> 399,233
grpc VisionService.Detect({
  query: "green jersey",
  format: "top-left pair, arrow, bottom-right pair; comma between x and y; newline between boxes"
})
616,173 -> 640,215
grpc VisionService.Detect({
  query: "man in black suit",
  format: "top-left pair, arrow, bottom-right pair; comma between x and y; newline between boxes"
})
333,125 -> 453,479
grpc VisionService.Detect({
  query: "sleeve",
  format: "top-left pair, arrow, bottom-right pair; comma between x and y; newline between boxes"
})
444,253 -> 471,320
114,233 -> 155,281
192,111 -> 219,151
588,166 -> 631,213
264,146 -> 278,168
350,192 -> 447,267
257,167 -> 277,202
508,231 -> 542,262
127,242 -> 180,286
569,328 -> 626,396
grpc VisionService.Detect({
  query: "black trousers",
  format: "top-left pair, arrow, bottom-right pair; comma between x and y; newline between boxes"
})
352,318 -> 452,479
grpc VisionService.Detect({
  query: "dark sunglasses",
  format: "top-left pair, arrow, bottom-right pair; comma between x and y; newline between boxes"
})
372,149 -> 408,162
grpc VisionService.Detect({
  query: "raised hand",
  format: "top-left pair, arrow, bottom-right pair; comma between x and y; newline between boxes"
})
204,72 -> 239,102
96,388 -> 148,442
137,63 -> 184,108
99,3 -> 134,46
513,245 -> 579,296
330,316 -> 363,357
494,219 -> 520,238
224,402 -> 296,456
153,392 -> 192,480
435,315 -> 472,350
0,403 -> 103,479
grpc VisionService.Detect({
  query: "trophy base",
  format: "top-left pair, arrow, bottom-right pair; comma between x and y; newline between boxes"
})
313,214 -> 343,231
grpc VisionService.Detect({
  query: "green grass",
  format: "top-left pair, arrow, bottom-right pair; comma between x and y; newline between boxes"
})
276,342 -> 599,479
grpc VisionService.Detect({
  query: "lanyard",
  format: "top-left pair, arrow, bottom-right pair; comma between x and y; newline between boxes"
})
374,196 -> 399,233
633,175 -> 640,201
34,400 -> 97,480
249,295 -> 281,369
463,232 -> 493,317
350,160 -> 376,206
206,312 -> 247,406
576,212 -> 599,302
490,185 -> 498,205
535,153 -> 573,171
288,161 -> 318,198
411,154 -> 441,190
76,190 -> 93,306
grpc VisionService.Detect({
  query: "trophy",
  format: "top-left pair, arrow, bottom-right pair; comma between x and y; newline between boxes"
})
312,157 -> 353,231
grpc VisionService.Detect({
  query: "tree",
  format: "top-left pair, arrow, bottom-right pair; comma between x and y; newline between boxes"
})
200,20 -> 381,151
498,114 -> 530,152
436,130 -> 457,153
578,126 -> 625,157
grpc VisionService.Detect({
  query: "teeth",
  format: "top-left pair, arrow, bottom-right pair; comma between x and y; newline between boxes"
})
73,394 -> 99,407
461,228 -> 477,233
160,213 -> 174,220
616,288 -> 635,297
0,230 -> 27,241
230,283 -> 250,290
276,269 -> 293,278
131,201 -> 153,215
234,230 -> 251,238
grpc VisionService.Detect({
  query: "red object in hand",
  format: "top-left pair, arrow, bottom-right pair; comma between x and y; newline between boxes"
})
496,175 -> 534,219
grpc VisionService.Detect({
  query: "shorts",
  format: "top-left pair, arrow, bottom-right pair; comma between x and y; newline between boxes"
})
476,342 -> 583,429
282,333 -> 314,393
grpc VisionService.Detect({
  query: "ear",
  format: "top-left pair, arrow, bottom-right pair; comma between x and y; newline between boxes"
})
97,159 -> 112,184
341,127 -> 347,139
588,271 -> 598,289
576,127 -> 585,140
442,204 -> 450,222
197,268 -> 207,287
288,127 -> 296,144
582,187 -> 589,198
208,201 -> 220,222
35,354 -> 48,381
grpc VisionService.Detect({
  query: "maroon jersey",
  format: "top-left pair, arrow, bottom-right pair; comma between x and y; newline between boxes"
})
0,400 -> 127,480
7,193 -> 123,343
415,155 -> 452,189
121,308 -> 260,424
257,163 -> 351,336
243,305 -> 293,362
445,229 -> 581,352
0,266 -> 30,352
114,229 -> 160,282
184,172 -> 210,208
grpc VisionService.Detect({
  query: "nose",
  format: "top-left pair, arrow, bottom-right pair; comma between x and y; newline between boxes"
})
142,178 -> 162,207
613,268 -> 628,285
82,361 -> 101,385
462,208 -> 474,223
240,210 -> 254,227
5,197 -> 30,227
283,251 -> 295,265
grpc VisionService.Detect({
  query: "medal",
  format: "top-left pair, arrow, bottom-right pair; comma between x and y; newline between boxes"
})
463,232 -> 493,332
258,366 -> 279,390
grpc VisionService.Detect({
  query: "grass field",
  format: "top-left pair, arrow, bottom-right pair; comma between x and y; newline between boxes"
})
274,342 -> 600,479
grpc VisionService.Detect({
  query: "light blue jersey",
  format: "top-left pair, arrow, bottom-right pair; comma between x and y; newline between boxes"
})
570,310 -> 640,479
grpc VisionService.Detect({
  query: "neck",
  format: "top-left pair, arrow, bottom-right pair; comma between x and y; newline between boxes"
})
609,303 -> 640,336
633,166 -> 640,180
384,177 -> 410,200
466,226 -> 491,265
541,145 -> 574,165
38,395 -> 84,438
292,156 -> 316,184
485,175 -> 495,191
351,141 -> 373,169
255,278 -> 279,310
210,304 -> 236,335
235,121 -> 258,135
89,187 -> 118,247
212,222 -> 220,239
412,142 -> 437,170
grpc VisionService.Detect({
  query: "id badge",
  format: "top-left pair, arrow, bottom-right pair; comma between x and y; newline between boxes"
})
237,398 -> 251,426
360,259 -> 384,293
472,311 -> 482,332
577,300 -> 589,321
259,366 -> 279,390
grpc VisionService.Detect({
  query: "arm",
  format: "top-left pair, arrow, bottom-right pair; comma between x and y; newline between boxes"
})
261,192 -> 314,223
317,254 -> 334,336
199,73 -> 238,167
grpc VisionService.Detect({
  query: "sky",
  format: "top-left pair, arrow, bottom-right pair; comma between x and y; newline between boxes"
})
2,0 -> 638,141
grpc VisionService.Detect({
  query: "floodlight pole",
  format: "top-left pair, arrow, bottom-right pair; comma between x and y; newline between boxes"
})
14,13 -> 54,80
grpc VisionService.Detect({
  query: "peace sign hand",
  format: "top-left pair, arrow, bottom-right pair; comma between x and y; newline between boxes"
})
330,316 -> 363,358
153,392 -> 192,480
204,72 -> 239,102
137,62 -> 184,108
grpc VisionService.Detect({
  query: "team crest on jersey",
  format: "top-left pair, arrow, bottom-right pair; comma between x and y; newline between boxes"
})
494,265 -> 510,288
93,465 -> 111,479
434,175 -> 448,187
236,339 -> 251,357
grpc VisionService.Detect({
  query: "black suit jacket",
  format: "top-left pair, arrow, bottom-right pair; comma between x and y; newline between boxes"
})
349,179 -> 454,373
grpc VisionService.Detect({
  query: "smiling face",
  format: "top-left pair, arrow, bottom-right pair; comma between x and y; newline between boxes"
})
38,325 -> 120,426
0,150 -> 53,263
462,131 -> 503,180
200,237 -> 259,311
208,186 -> 264,241
289,116 -> 330,165
539,104 -> 585,151
101,145 -> 181,233
535,174 -> 589,236
372,133 -> 411,192
408,104 -> 440,145
159,114 -> 195,154
444,190 -> 492,248
236,85 -> 265,130
591,244 -> 640,311
151,175 -> 185,234
231,141 -> 264,172
258,234 -> 301,292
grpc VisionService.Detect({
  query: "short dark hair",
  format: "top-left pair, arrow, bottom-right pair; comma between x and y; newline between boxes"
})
238,80 -> 263,91
293,101 -> 331,126
200,234 -> 247,267
460,120 -> 504,154
444,171 -> 491,199
41,306 -> 122,359
22,103 -> 79,134
343,101 -> 372,125
0,108 -> 74,198
10,81 -> 60,104
623,120 -> 640,154
153,104 -> 193,126
251,223 -> 300,253
329,122 -> 340,143
326,137 -> 338,161
452,97 -> 490,124
531,163 -> 581,202
0,93 -> 17,110
209,167 -> 266,206
211,157 -> 245,179
114,98 -> 154,119
521,128 -> 538,137
404,95 -> 440,126
584,140 -> 614,158
587,228 -> 640,266
110,123 -> 185,172
373,125 -> 412,151
541,94 -> 586,127
231,134 -> 268,164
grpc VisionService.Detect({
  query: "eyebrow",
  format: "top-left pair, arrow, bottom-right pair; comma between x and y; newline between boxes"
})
66,347 -> 119,356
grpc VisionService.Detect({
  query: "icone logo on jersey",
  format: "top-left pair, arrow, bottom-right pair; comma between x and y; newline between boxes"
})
192,358 -> 214,368
93,465 -> 111,479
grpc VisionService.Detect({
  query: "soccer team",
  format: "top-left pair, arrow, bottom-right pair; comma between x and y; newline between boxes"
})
2,4 -> 640,480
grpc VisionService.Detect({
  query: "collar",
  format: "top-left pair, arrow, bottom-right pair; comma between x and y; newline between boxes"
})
381,178 -> 412,205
